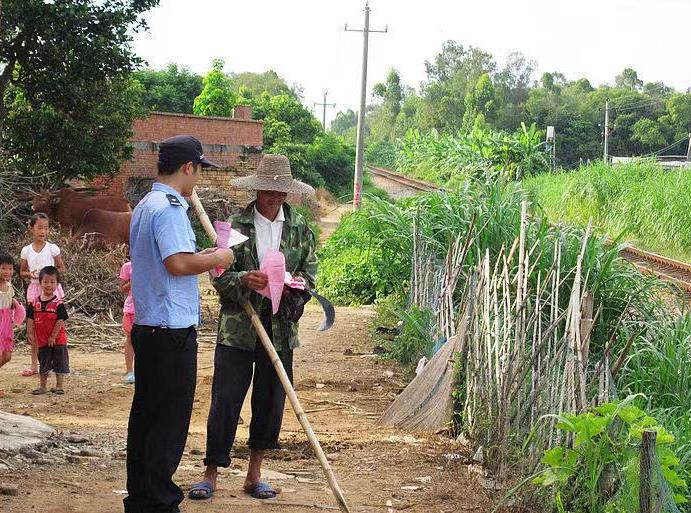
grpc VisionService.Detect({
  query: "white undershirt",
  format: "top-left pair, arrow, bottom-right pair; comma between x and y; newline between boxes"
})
253,206 -> 285,265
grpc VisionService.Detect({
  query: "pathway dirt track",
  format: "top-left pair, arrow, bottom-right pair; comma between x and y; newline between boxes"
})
0,304 -> 498,513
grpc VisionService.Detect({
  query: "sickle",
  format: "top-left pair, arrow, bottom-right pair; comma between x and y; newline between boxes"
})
308,290 -> 335,331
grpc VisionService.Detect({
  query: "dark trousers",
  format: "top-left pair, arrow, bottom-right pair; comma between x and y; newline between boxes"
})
204,310 -> 293,467
124,325 -> 197,513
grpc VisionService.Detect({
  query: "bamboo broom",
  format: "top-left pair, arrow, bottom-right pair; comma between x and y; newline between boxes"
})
189,189 -> 351,513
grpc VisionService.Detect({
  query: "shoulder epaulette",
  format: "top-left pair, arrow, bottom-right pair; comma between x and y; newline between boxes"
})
166,194 -> 183,207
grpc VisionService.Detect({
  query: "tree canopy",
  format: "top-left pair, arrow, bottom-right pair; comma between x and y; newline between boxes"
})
352,40 -> 691,169
0,0 -> 158,181
134,64 -> 202,114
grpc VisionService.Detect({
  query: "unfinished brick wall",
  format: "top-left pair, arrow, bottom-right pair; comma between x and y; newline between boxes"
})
89,111 -> 263,205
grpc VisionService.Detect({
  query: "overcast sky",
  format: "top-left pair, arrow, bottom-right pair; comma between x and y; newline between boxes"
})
133,0 -> 691,127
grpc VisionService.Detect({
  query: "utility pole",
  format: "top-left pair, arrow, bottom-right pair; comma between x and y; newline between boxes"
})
603,98 -> 610,163
345,2 -> 387,210
687,133 -> 691,162
314,91 -> 336,130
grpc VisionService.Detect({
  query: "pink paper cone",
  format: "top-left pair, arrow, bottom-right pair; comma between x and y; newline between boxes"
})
259,250 -> 286,314
210,221 -> 232,279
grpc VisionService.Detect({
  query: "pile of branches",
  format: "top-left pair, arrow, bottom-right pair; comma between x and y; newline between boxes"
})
59,235 -> 128,317
0,157 -> 34,241
189,187 -> 242,224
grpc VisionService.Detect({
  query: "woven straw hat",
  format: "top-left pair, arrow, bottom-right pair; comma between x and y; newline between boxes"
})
231,154 -> 315,196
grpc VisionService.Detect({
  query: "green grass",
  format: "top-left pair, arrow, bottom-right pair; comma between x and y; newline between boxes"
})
618,315 -> 691,501
524,160 -> 691,262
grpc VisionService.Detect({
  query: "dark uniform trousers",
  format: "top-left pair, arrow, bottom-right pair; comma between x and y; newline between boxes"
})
124,325 -> 197,513
204,305 -> 293,467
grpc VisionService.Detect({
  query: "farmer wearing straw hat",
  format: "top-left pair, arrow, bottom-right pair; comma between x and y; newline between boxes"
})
189,154 -> 317,501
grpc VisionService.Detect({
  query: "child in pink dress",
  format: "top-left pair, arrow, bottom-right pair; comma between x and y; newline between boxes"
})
19,213 -> 67,377
0,252 -> 26,398
119,261 -> 135,384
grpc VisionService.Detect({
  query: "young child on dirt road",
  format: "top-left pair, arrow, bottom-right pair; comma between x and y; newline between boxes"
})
0,252 -> 26,398
119,260 -> 135,384
26,266 -> 69,395
19,213 -> 67,377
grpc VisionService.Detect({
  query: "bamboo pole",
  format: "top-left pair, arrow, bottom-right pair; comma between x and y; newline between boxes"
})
189,189 -> 217,245
191,190 -> 351,513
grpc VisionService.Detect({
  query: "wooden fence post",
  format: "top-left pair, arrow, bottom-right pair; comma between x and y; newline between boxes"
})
640,430 -> 656,513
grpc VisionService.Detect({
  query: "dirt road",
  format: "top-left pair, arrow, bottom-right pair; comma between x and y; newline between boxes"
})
0,301 -> 500,513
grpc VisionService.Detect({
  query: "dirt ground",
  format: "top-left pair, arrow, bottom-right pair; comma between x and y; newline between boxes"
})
0,200 -> 502,513
0,303 -> 501,513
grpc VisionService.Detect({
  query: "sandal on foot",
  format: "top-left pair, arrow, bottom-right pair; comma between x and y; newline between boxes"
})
21,368 -> 37,377
53,388 -> 65,395
32,387 -> 48,395
245,481 -> 278,499
188,481 -> 214,500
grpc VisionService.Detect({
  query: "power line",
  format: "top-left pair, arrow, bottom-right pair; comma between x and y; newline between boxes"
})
645,135 -> 690,157
613,98 -> 665,112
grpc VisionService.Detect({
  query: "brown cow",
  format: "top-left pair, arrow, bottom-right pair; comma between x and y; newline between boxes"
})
32,188 -> 131,233
75,209 -> 132,247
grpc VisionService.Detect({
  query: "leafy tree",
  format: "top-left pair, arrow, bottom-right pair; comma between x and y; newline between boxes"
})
421,41 -> 496,131
0,0 -> 158,181
134,64 -> 202,113
631,118 -> 667,152
193,59 -> 236,117
331,109 -> 357,135
462,73 -> 499,128
615,68 -> 643,91
252,92 -> 321,147
495,51 -> 536,130
372,68 -> 403,120
368,68 -> 406,142
230,70 -> 297,99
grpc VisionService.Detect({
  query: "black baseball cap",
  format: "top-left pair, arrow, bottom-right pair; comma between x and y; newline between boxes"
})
158,135 -> 219,169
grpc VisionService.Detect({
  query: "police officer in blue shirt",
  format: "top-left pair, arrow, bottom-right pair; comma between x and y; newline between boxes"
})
124,135 -> 234,513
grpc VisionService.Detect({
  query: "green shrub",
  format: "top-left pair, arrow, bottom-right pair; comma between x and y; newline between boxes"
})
316,245 -> 392,305
366,139 -> 398,169
534,397 -> 688,511
386,306 -> 435,367
394,123 -> 548,185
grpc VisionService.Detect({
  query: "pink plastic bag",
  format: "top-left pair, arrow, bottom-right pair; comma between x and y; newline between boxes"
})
258,250 -> 286,314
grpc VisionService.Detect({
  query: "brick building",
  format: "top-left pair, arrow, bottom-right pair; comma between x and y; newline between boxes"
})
89,107 -> 263,204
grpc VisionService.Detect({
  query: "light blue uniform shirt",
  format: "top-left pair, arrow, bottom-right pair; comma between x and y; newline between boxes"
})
130,182 -> 199,328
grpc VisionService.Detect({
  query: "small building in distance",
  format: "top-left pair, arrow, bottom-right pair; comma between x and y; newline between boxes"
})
88,106 -> 263,204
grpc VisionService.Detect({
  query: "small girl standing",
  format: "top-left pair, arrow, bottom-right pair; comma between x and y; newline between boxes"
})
19,213 -> 67,377
119,260 -> 135,384
0,252 -> 26,398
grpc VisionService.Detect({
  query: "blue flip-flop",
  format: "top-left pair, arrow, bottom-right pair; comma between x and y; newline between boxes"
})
188,481 -> 214,500
245,481 -> 277,499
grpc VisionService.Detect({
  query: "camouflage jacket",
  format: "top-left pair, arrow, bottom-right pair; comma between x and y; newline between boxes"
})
213,202 -> 317,353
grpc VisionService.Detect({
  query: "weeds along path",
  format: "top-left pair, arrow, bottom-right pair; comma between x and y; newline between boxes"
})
369,165 -> 691,299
